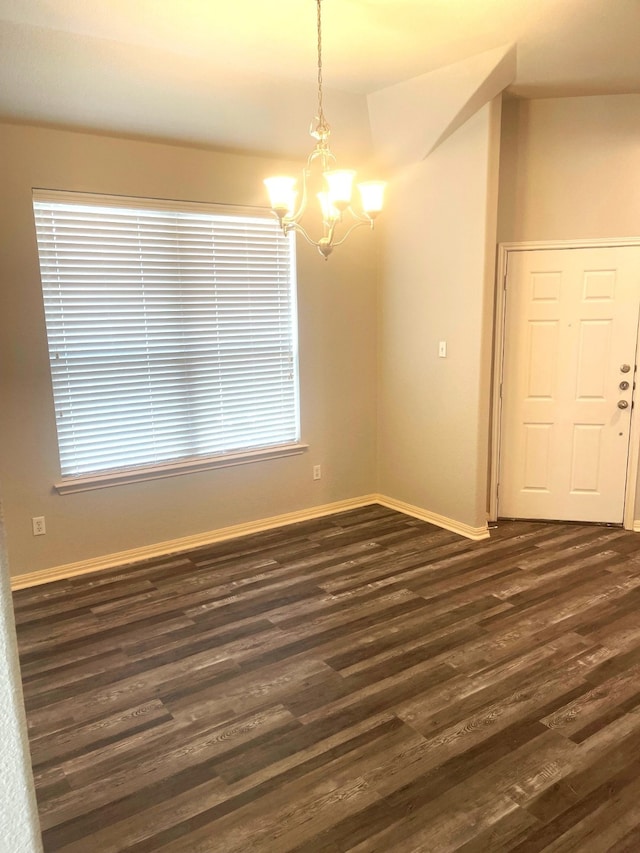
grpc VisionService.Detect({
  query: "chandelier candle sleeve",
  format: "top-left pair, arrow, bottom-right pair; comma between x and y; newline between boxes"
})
358,181 -> 386,217
317,191 -> 340,223
263,0 -> 386,258
264,177 -> 297,218
324,170 -> 356,210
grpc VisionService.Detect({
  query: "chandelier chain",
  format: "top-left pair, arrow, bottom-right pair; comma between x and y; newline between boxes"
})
316,0 -> 326,130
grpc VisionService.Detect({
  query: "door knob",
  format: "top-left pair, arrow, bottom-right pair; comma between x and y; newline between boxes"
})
620,381 -> 630,390
618,400 -> 629,409
621,364 -> 631,373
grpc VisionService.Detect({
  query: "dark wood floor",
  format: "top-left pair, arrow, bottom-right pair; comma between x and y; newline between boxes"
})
13,505 -> 640,852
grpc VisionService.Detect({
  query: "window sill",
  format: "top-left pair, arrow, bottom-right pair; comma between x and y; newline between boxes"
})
54,443 -> 309,494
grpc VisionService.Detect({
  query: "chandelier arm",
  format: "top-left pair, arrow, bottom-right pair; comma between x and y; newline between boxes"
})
308,145 -> 336,170
285,214 -> 373,250
287,220 -> 321,249
345,206 -> 374,224
320,216 -> 339,246
287,143 -> 336,225
286,166 -> 311,225
326,219 -> 374,250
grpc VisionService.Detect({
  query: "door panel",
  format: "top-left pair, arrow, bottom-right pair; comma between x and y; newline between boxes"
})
522,423 -> 552,490
499,247 -> 640,523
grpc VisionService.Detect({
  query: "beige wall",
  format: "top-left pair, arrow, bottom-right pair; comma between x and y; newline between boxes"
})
376,100 -> 502,531
497,94 -> 640,518
498,94 -> 640,244
11,95 -> 635,577
0,123 -> 378,577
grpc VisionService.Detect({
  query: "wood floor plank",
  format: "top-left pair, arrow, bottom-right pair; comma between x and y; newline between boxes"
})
12,505 -> 640,852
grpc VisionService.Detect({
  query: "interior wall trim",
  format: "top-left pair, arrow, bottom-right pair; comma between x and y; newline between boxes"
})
10,496 -> 378,590
375,494 -> 490,541
11,493 -> 489,590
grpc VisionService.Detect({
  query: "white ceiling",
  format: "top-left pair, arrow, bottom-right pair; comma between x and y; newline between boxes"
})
1,0 -> 639,157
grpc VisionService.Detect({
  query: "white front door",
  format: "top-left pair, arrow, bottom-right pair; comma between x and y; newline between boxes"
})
499,247 -> 640,523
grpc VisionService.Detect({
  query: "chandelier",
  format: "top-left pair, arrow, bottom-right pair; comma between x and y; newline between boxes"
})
264,0 -> 386,259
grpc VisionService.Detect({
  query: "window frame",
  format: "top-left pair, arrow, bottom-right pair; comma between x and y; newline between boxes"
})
32,189 -> 306,494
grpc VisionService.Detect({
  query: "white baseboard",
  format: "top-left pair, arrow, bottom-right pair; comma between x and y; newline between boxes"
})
375,494 -> 490,541
11,493 -> 489,590
633,521 -> 640,533
11,495 -> 379,590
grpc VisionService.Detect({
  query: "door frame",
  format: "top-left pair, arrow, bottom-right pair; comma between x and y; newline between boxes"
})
489,238 -> 640,530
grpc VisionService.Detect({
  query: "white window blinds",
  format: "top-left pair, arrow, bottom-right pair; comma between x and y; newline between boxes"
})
32,191 -> 299,480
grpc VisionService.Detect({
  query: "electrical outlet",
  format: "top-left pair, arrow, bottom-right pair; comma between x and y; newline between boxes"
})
313,464 -> 322,480
438,341 -> 447,358
32,516 -> 46,536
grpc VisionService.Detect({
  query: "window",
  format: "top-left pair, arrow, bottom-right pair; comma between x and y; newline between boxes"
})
33,191 -> 302,492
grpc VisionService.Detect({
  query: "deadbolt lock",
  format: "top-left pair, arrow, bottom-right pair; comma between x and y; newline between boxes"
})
618,400 -> 629,409
620,380 -> 630,390
621,364 -> 631,373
